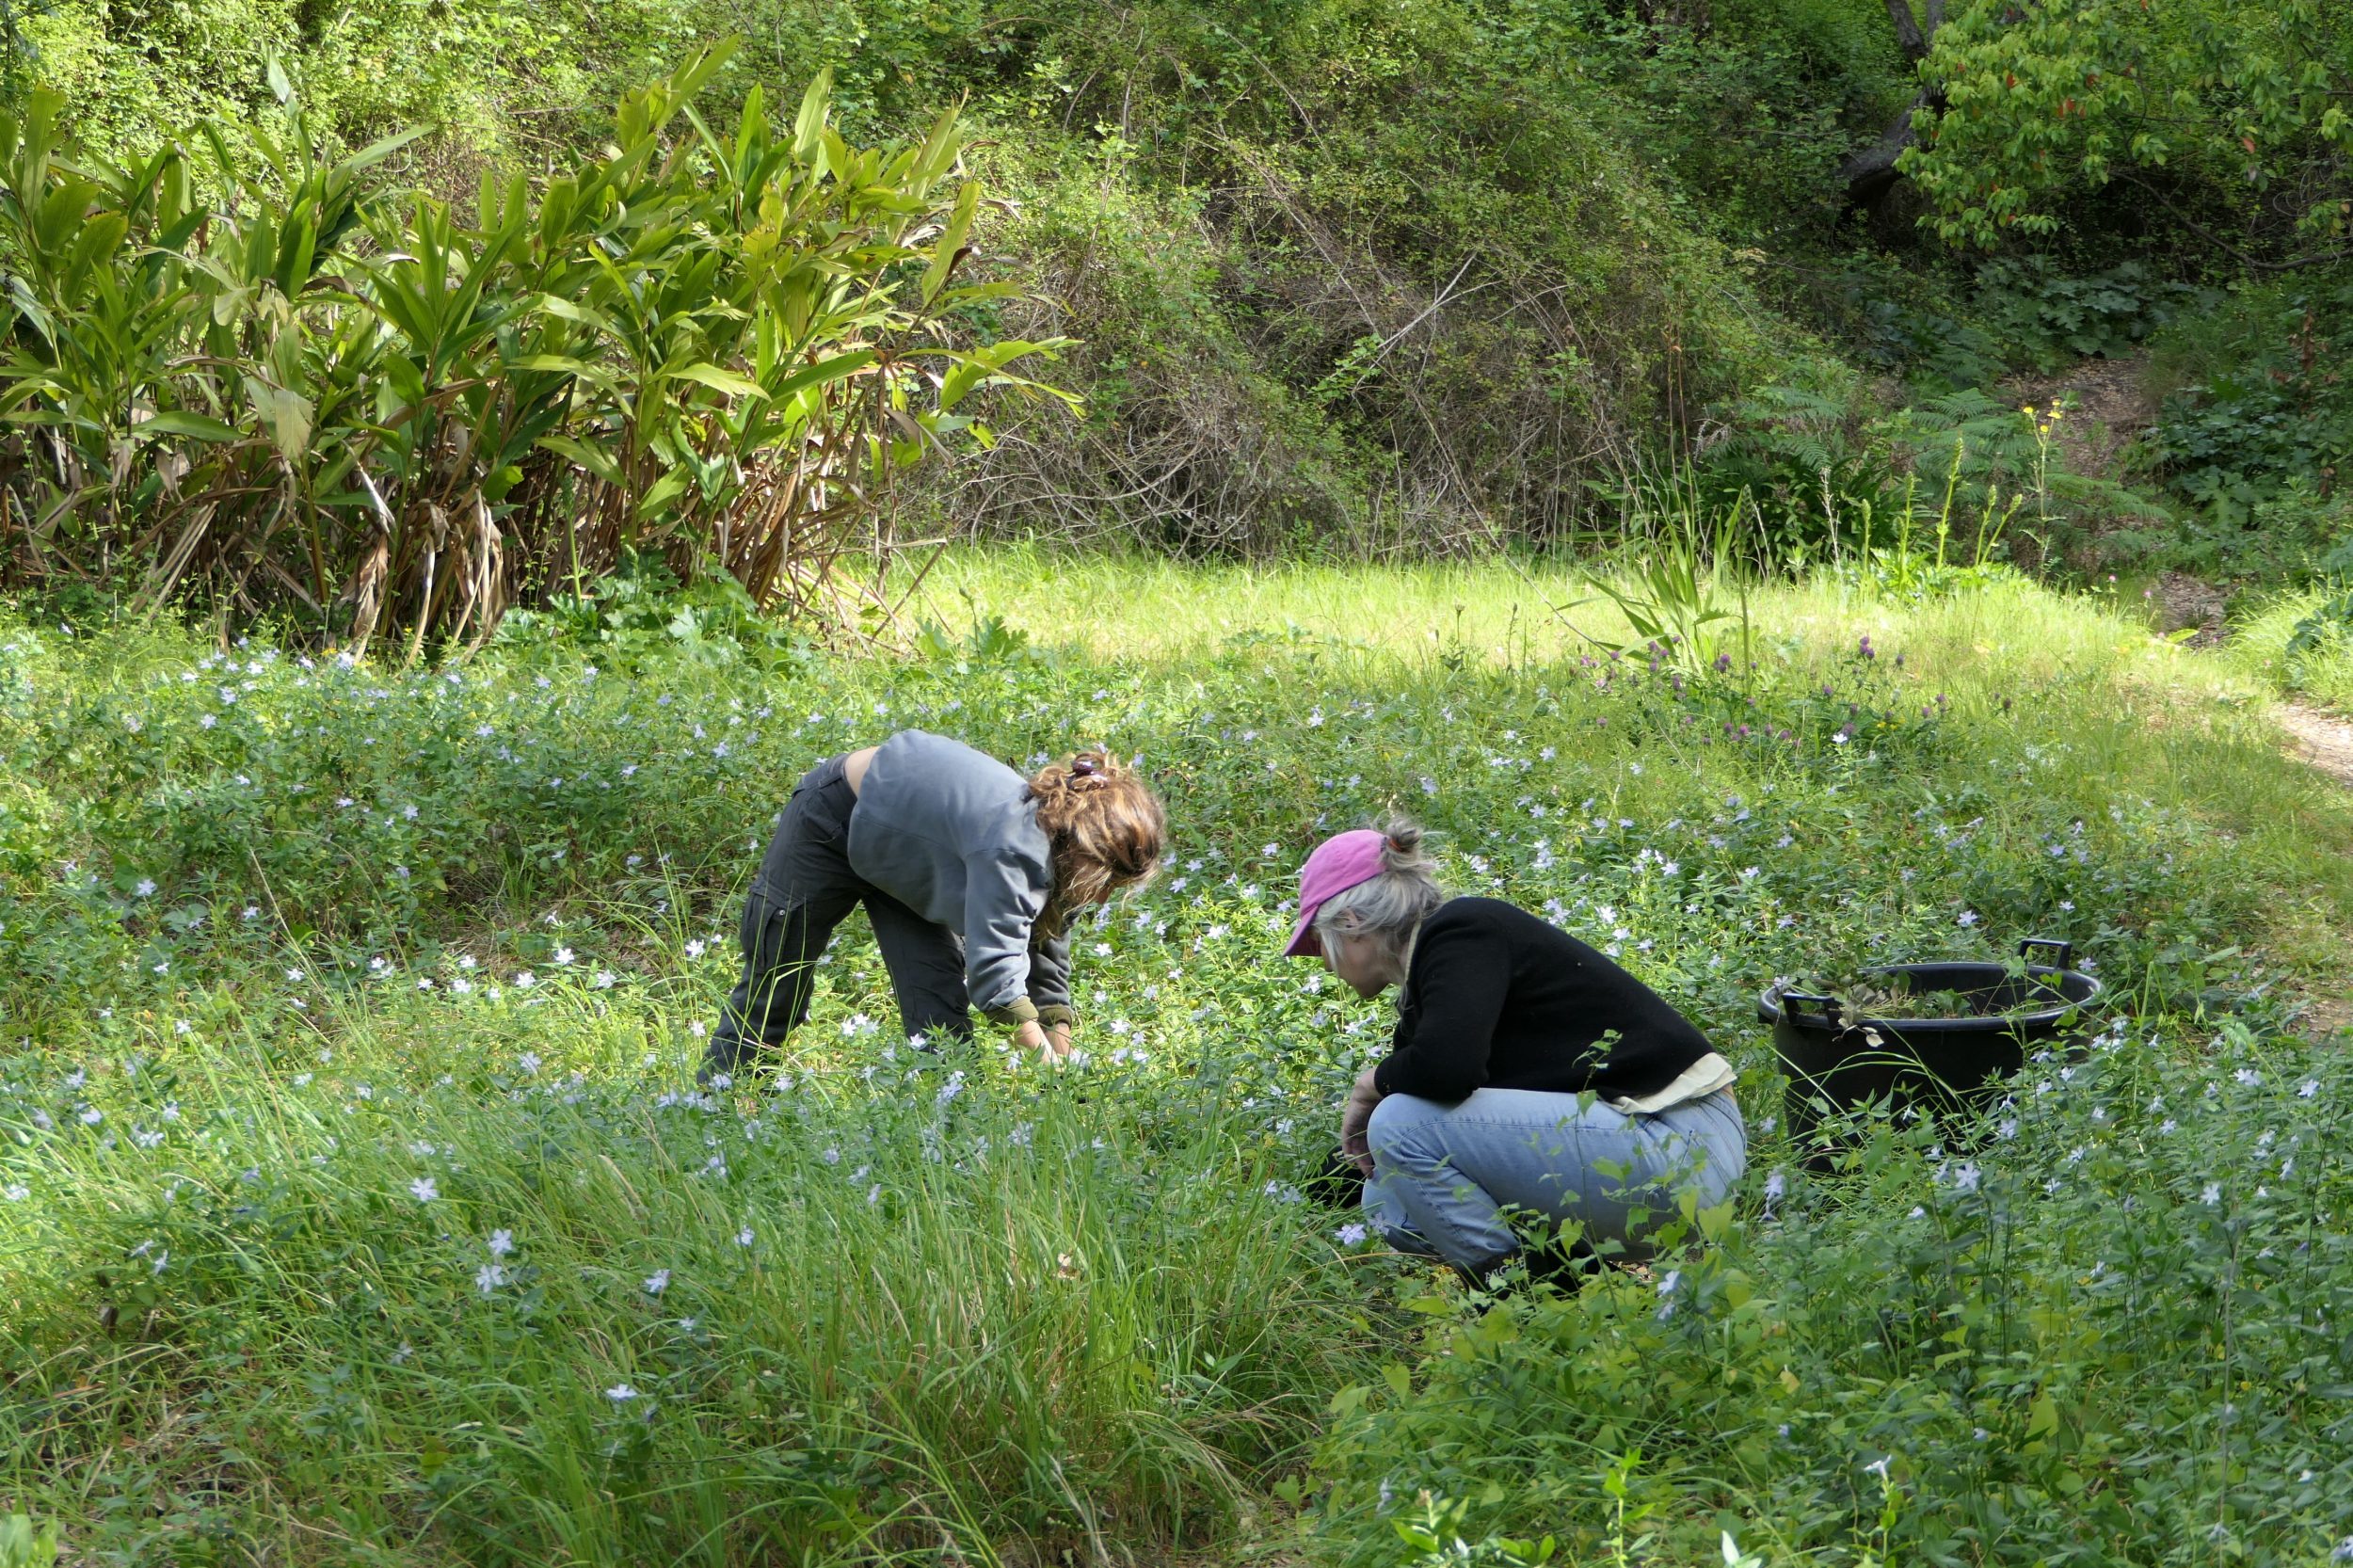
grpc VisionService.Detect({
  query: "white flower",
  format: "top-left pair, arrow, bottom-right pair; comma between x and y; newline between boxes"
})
3,1183 -> 27,1201
515,971 -> 536,989
409,1176 -> 440,1202
1864,1456 -> 1892,1480
1957,910 -> 1978,927
474,1263 -> 507,1295
135,878 -> 157,898
2234,1068 -> 2261,1087
592,970 -> 616,990
2300,1080 -> 2321,1098
643,1269 -> 670,1295
1335,1222 -> 1369,1244
2201,1182 -> 2222,1206
552,947 -> 575,967
605,1384 -> 638,1402
735,1226 -> 755,1247
488,1229 -> 515,1257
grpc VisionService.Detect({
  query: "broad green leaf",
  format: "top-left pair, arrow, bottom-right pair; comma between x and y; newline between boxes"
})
920,180 -> 978,307
340,123 -> 432,177
634,467 -> 690,517
792,70 -> 834,166
535,435 -> 625,486
664,361 -> 768,400
136,410 -> 240,443
242,376 -> 313,461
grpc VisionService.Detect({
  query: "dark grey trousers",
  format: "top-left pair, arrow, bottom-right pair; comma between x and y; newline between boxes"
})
701,755 -> 971,1081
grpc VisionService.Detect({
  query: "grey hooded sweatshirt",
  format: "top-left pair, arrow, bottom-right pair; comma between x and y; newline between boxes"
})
846,730 -> 1074,1028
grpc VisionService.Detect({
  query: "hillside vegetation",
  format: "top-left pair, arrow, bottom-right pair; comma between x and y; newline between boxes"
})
5,0 -> 2348,602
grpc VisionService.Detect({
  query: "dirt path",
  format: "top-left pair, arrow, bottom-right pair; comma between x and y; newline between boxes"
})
1994,354 -> 2352,1033
2266,701 -> 2353,1036
2276,701 -> 2353,786
2004,353 -> 2156,477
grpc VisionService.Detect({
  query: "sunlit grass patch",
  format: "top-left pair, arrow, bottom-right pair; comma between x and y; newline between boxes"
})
9,565 -> 2353,1562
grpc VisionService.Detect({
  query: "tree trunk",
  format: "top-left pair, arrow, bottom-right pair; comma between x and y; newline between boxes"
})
1840,0 -> 1945,209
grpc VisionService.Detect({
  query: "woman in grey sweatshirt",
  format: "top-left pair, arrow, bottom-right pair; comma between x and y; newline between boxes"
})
701,730 -> 1165,1080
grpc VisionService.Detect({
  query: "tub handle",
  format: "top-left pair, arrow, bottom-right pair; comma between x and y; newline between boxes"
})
2018,936 -> 2073,972
1778,988 -> 1841,1022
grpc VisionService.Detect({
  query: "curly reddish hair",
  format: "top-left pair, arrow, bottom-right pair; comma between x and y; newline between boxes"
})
1025,750 -> 1166,935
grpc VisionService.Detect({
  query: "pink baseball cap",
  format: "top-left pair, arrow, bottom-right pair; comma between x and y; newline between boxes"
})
1283,829 -> 1389,957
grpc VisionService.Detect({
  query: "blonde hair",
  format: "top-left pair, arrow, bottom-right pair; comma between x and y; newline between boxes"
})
1312,817 -> 1446,969
1026,750 -> 1166,936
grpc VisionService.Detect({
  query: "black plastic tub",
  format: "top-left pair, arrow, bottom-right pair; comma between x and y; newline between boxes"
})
1758,937 -> 2103,1161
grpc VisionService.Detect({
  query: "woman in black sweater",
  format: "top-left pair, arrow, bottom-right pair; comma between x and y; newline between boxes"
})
1286,821 -> 1745,1282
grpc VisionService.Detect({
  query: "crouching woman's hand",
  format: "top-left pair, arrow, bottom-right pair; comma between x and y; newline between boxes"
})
1339,1066 -> 1382,1178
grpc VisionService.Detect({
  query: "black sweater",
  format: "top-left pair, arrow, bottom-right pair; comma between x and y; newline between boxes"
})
1372,898 -> 1715,1104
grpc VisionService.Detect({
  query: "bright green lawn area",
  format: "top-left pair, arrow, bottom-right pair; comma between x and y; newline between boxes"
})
8,559 -> 2353,1565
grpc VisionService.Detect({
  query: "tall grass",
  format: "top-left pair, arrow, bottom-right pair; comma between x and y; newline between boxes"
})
10,561 -> 2353,1562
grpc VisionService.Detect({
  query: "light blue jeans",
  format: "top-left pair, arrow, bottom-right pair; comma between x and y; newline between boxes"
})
1362,1086 -> 1747,1270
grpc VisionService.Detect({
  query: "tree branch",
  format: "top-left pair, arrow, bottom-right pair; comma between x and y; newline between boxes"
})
2119,170 -> 2353,272
1886,0 -> 1931,62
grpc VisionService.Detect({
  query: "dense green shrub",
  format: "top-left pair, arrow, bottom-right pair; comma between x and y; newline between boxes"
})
0,51 -> 1072,647
16,0 -> 1825,557
2138,278 -> 2353,529
10,0 -> 2349,574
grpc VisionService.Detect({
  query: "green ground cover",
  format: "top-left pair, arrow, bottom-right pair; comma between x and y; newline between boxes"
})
8,559 -> 2353,1564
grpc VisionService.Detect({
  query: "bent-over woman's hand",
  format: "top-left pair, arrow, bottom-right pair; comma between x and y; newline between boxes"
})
1014,1018 -> 1075,1066
1339,1066 -> 1382,1178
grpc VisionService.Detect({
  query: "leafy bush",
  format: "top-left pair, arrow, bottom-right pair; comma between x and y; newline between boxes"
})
2140,288 -> 2353,528
1696,382 -> 2155,572
0,48 -> 1073,648
1907,0 -> 2353,259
